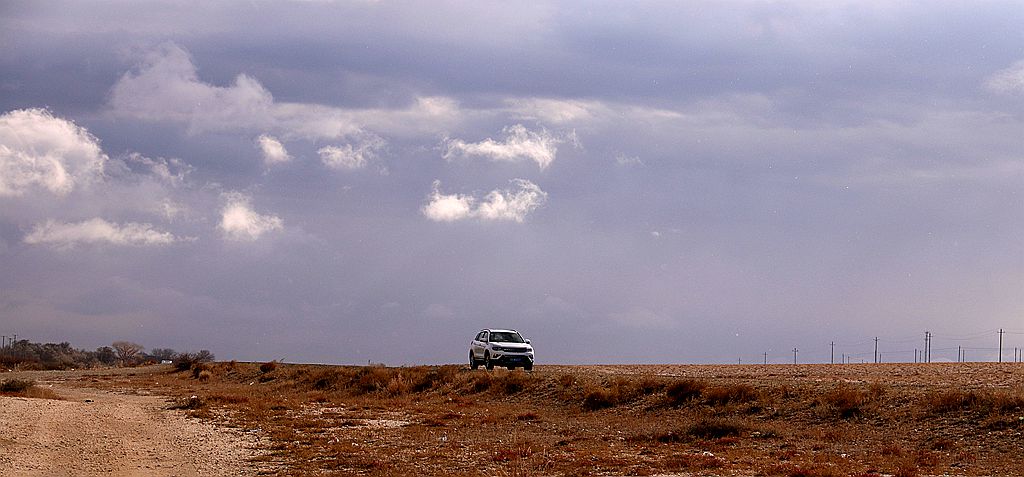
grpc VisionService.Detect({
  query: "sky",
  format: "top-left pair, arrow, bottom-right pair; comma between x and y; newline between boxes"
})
1,1 -> 1022,365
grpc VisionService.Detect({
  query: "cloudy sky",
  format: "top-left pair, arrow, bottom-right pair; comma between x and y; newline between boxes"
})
2,1 -> 1022,364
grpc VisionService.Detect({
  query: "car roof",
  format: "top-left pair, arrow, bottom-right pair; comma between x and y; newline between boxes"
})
480,329 -> 517,333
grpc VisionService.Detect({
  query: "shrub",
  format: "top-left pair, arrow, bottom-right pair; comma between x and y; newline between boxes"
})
466,372 -> 493,393
666,379 -> 706,405
582,388 -> 615,411
386,375 -> 410,396
259,360 -> 278,373
305,368 -> 346,391
191,363 -> 211,379
687,417 -> 745,439
818,384 -> 867,419
170,395 -> 206,410
925,389 -> 1024,415
352,366 -> 391,394
174,350 -> 215,372
493,371 -> 529,395
410,366 -> 458,393
0,379 -> 34,393
704,383 -> 759,405
0,379 -> 60,400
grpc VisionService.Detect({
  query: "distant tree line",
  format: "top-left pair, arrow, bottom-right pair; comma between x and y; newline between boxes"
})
0,339 -> 213,370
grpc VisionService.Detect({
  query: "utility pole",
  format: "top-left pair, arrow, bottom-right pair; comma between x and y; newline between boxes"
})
831,341 -> 835,364
958,345 -> 961,363
914,348 -> 918,363
874,337 -> 879,364
763,352 -> 768,365
792,347 -> 798,364
923,331 -> 931,363
998,329 -> 1004,363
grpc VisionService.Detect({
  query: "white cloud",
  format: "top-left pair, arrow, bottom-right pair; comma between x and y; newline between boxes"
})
505,97 -> 686,128
423,179 -> 547,223
256,135 -> 291,166
109,43 -> 361,139
23,218 -> 179,248
108,43 -> 465,141
505,98 -> 601,124
443,124 -> 566,170
160,199 -> 187,221
422,180 -> 475,222
0,108 -> 107,196
123,152 -> 191,187
318,134 -> 386,170
218,192 -> 283,241
985,60 -> 1024,95
475,179 -> 548,222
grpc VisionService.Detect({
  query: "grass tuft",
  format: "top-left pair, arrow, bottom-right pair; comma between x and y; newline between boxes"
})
687,416 -> 746,439
817,384 -> 869,419
259,360 -> 278,373
582,388 -> 615,411
0,378 -> 34,393
666,379 -> 706,405
0,379 -> 61,400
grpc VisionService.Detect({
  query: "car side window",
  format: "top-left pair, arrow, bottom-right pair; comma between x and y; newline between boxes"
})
482,332 -> 488,342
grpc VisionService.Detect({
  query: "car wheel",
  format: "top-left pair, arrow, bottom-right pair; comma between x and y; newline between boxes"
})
484,352 -> 494,370
469,351 -> 478,370
524,363 -> 533,372
507,365 -> 516,370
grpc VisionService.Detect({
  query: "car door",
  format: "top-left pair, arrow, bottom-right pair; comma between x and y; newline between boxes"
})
476,331 -> 488,358
472,332 -> 485,358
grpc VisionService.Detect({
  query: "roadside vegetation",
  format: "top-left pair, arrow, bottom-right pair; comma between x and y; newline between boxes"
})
0,339 -> 212,370
0,378 -> 61,399
77,361 -> 1024,477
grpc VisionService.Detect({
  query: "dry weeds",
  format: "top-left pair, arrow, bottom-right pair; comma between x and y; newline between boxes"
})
0,378 -> 62,400
63,362 -> 1024,476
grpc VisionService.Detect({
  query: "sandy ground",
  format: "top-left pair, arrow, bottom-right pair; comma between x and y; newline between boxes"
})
0,368 -> 268,477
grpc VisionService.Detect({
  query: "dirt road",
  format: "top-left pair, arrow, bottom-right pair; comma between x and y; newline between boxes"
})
0,370 -> 267,476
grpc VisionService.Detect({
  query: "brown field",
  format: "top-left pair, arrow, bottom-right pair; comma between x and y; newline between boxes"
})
11,362 -> 1024,476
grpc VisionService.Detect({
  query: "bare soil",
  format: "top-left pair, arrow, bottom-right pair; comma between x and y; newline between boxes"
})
0,366 -> 271,476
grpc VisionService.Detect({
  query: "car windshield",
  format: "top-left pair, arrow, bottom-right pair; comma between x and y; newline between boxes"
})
489,332 -> 524,343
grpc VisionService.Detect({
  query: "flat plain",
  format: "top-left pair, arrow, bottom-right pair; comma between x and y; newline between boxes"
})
3,362 -> 1024,476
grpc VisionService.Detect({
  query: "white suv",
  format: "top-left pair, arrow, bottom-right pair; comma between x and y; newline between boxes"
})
470,329 -> 534,371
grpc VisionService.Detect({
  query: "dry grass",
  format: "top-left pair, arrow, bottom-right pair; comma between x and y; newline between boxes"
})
0,379 -> 61,400
73,362 -> 1024,476
926,388 -> 1024,415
